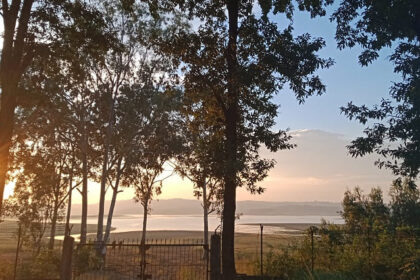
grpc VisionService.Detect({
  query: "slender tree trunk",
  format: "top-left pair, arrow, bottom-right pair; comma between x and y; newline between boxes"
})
80,132 -> 88,244
97,99 -> 114,244
102,158 -> 122,254
140,202 -> 148,280
222,1 -> 239,279
49,206 -> 59,250
64,171 -> 73,237
102,186 -> 118,247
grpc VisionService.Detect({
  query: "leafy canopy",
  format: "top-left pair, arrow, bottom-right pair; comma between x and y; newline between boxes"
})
154,0 -> 334,193
332,0 -> 420,178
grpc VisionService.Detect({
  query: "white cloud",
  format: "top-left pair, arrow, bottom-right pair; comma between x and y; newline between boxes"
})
237,129 -> 398,202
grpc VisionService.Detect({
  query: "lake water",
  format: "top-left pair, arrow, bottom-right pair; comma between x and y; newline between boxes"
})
69,214 -> 344,235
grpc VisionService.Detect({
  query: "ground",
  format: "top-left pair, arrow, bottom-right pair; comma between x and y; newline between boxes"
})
0,220 -> 311,277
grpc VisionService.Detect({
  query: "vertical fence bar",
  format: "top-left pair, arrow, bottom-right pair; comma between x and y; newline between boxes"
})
260,224 -> 264,279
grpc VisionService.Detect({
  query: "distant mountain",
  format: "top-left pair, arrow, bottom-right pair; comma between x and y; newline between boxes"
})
236,200 -> 341,216
71,199 -> 341,217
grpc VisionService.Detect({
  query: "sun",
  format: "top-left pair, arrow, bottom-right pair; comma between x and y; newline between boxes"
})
3,182 -> 15,199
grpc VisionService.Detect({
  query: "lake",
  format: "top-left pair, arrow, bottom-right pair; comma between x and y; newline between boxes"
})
69,214 -> 344,235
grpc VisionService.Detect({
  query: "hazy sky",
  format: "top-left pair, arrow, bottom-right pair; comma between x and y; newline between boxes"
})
3,5 -> 401,203
5,129 -> 394,204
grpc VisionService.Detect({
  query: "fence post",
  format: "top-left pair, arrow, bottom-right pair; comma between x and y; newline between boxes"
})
60,235 -> 74,280
309,226 -> 317,274
210,234 -> 221,280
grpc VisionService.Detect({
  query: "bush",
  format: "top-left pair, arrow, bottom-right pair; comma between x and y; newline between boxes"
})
261,246 -> 307,279
73,245 -> 104,276
17,249 -> 61,280
0,257 -> 14,280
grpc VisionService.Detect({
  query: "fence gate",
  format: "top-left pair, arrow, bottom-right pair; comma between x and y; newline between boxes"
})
72,240 -> 209,280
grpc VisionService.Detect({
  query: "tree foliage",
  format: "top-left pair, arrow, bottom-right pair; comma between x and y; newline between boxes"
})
152,1 -> 333,275
332,0 -> 420,178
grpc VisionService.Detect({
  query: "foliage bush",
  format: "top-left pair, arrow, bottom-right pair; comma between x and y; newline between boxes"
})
0,257 -> 14,280
17,249 -> 61,280
261,246 -> 304,279
258,181 -> 420,280
73,245 -> 104,276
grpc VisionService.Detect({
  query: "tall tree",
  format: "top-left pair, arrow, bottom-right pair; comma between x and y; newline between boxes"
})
153,1 -> 333,277
100,44 -> 179,253
332,0 -> 420,179
0,0 -> 110,213
10,83 -> 79,249
118,83 -> 182,278
91,0 -> 142,247
173,92 -> 224,250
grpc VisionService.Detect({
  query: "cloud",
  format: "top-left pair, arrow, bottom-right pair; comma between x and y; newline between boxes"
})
236,129 -> 397,202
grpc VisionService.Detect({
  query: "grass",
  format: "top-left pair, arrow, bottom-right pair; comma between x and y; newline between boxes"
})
0,219 -> 98,274
0,220 -> 311,279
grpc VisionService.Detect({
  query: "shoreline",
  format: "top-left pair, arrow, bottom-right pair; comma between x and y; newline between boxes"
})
104,222 -> 316,241
242,222 -> 320,231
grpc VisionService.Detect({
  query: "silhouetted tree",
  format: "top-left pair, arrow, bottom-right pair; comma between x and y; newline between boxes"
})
171,82 -> 226,250
9,88 -> 81,249
389,178 -> 420,228
332,0 -> 420,179
101,49 -> 180,252
120,85 -> 182,278
152,1 -> 333,276
0,0 -> 111,214
91,0 -> 152,248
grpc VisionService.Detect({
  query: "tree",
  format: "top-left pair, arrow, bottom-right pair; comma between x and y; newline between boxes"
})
332,0 -> 420,179
153,1 -> 333,276
10,90 -> 79,249
341,187 -> 390,276
4,184 -> 50,255
172,91 -> 224,251
119,84 -> 182,278
100,46 -> 180,253
0,0 -> 111,213
90,0 -> 147,247
342,187 -> 389,234
389,178 -> 420,228
55,6 -> 118,243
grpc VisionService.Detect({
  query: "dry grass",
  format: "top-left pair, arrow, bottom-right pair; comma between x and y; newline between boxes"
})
1,220 -> 311,279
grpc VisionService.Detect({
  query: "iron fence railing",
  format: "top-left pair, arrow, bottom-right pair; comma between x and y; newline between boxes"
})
73,239 -> 209,280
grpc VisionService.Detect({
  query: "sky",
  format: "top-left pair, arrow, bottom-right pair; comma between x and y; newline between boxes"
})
2,4 -> 402,204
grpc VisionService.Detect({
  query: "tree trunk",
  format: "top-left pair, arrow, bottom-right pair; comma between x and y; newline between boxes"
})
0,89 -> 15,213
203,177 -> 209,247
49,206 -> 59,250
80,138 -> 88,244
102,158 -> 122,254
140,202 -> 148,280
222,1 -> 239,279
0,0 -> 35,213
64,171 -> 73,237
97,99 -> 114,244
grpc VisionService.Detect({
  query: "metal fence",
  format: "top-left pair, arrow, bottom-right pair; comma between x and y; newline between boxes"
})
72,239 -> 209,280
0,220 -> 63,280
